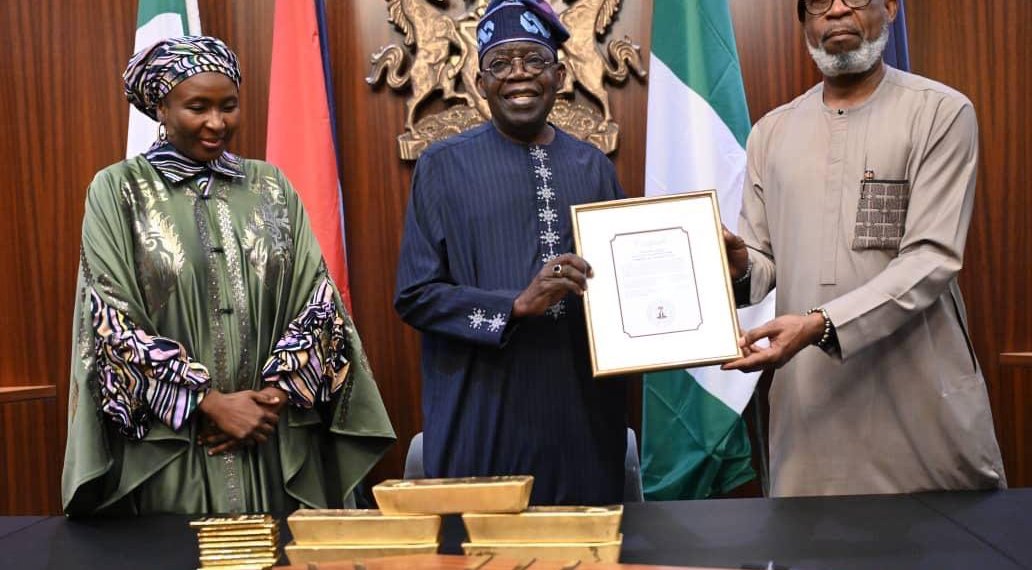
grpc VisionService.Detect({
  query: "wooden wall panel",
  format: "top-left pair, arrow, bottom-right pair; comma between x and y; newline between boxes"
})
0,387 -> 61,515
0,0 -> 1027,514
730,0 -> 822,122
324,0 -> 425,485
905,0 -> 1032,486
0,0 -> 137,447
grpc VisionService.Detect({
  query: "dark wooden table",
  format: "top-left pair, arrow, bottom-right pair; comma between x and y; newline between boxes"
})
2,489 -> 1028,569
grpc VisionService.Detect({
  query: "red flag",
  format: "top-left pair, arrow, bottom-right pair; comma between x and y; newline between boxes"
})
267,0 -> 351,311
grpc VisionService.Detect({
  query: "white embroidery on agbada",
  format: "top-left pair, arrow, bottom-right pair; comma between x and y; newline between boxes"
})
487,313 -> 507,332
538,206 -> 558,224
468,307 -> 487,329
531,145 -> 562,264
530,144 -> 568,320
545,300 -> 566,319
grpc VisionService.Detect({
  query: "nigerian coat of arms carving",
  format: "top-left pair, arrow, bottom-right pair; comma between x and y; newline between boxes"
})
366,0 -> 647,160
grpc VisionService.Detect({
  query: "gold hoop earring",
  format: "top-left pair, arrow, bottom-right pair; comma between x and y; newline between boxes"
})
158,123 -> 167,142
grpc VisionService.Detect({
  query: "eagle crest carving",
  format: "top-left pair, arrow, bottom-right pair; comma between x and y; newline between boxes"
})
367,0 -> 647,160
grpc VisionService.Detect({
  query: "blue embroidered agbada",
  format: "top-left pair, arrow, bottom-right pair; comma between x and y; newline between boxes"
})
395,123 -> 627,505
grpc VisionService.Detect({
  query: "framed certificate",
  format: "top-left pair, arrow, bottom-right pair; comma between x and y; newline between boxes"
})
571,191 -> 742,377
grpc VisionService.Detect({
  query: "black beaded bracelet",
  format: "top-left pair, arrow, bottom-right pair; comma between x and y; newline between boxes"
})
806,306 -> 834,351
733,259 -> 752,286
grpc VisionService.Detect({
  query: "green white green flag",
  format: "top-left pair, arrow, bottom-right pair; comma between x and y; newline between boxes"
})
641,0 -> 775,500
126,0 -> 201,158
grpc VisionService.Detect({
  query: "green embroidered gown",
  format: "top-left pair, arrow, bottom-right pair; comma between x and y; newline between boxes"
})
63,155 -> 395,515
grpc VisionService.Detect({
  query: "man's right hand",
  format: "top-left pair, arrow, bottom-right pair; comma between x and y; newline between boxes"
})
513,253 -> 593,318
197,390 -> 282,455
723,225 -> 750,280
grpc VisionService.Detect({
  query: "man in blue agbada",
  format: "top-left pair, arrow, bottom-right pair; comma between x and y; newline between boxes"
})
395,0 -> 628,505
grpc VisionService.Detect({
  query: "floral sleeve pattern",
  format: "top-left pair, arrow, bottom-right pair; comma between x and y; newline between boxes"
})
91,289 -> 211,439
261,278 -> 350,409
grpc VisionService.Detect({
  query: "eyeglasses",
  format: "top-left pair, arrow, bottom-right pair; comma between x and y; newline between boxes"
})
483,53 -> 554,80
803,0 -> 872,16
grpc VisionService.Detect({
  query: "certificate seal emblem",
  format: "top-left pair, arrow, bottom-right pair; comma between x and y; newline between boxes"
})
647,298 -> 677,329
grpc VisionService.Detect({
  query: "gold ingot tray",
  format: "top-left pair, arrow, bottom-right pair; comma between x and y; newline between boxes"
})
462,505 -> 622,543
284,541 -> 439,564
373,476 -> 533,515
287,509 -> 441,545
462,535 -> 622,564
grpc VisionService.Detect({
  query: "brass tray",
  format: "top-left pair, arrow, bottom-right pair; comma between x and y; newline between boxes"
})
462,535 -> 623,564
287,509 -> 441,545
284,541 -> 439,564
462,505 -> 622,543
372,476 -> 533,515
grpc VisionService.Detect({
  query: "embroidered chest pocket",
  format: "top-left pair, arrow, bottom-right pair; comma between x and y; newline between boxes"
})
852,179 -> 911,251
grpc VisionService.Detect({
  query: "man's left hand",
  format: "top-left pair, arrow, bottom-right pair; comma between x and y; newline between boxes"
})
721,312 -> 826,372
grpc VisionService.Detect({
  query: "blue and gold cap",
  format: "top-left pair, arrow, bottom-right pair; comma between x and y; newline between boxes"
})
476,0 -> 570,60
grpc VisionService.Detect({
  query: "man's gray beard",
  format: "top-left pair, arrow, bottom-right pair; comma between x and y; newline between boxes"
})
806,23 -> 890,77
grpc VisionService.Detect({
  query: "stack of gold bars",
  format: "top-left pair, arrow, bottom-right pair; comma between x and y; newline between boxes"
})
284,475 -> 623,565
284,509 -> 441,564
190,514 -> 279,570
377,475 -> 623,564
284,476 -> 534,565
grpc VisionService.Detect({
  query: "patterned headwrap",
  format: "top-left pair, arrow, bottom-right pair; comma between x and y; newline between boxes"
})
477,0 -> 570,60
123,35 -> 242,121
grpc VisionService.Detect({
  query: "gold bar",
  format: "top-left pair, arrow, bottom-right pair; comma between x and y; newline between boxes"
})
284,541 -> 439,564
190,515 -> 275,528
198,560 -> 278,568
287,509 -> 441,545
197,561 -> 276,565
461,535 -> 622,564
196,566 -> 272,570
196,553 -> 278,561
373,476 -> 532,515
197,529 -> 278,539
198,554 -> 279,564
462,506 -> 622,543
198,545 -> 278,555
198,536 -> 278,546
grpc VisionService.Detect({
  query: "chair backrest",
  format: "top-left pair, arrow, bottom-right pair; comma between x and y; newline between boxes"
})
403,432 -> 425,480
623,427 -> 644,503
402,428 -> 645,503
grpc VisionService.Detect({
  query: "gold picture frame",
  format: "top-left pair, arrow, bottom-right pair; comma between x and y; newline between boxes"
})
571,191 -> 742,377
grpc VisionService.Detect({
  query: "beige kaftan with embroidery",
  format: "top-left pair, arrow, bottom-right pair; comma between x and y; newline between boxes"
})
739,67 -> 1005,497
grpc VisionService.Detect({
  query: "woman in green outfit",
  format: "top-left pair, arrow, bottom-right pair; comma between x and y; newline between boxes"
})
62,36 -> 395,515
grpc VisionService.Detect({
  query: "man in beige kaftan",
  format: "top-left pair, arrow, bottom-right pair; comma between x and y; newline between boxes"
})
721,0 -> 1005,496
